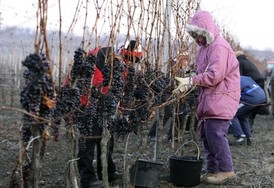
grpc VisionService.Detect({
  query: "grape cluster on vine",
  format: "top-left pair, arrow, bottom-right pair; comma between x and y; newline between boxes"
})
19,52 -> 56,187
53,85 -> 81,124
144,67 -> 170,105
70,48 -> 86,84
133,71 -> 150,100
101,58 -> 125,100
98,58 -> 126,134
20,52 -> 55,142
76,99 -> 100,136
122,65 -> 135,110
109,66 -> 171,137
59,49 -> 98,143
75,93 -> 104,150
109,69 -> 151,136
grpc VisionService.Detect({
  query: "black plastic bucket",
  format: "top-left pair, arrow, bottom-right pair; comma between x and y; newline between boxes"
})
169,155 -> 203,187
169,141 -> 203,187
130,159 -> 163,188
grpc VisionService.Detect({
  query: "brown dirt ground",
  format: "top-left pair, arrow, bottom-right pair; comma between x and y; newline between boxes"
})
0,113 -> 274,188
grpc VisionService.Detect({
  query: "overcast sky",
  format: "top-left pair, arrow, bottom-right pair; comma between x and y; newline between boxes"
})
200,0 -> 274,51
1,0 -> 273,51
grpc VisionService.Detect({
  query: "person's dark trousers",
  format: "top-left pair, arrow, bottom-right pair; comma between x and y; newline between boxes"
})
148,105 -> 173,138
77,138 -> 100,188
200,119 -> 233,173
96,135 -> 117,181
167,117 -> 180,140
230,105 -> 256,138
148,120 -> 158,138
163,105 -> 174,140
167,111 -> 192,140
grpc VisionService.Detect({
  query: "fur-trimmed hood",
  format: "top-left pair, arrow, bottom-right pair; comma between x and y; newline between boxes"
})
186,10 -> 220,46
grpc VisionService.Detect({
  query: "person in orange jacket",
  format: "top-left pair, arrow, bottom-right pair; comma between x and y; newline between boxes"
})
65,40 -> 142,188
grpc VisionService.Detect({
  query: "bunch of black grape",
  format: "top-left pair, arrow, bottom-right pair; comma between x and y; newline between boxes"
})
75,89 -> 103,150
123,68 -> 169,135
107,115 -> 131,137
76,99 -> 100,135
99,58 -> 125,118
101,58 -> 125,100
53,85 -> 81,124
144,68 -> 170,106
133,71 -> 150,101
100,92 -> 119,117
20,52 -> 55,142
98,58 -> 125,135
143,67 -> 156,84
122,71 -> 151,134
121,65 -> 135,115
75,87 -> 104,150
70,48 -> 96,92
152,77 -> 170,105
63,49 -> 100,148
129,101 -> 150,128
107,69 -> 153,136
70,48 -> 85,84
78,54 -> 97,90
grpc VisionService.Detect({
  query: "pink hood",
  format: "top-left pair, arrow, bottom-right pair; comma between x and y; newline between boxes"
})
186,10 -> 220,46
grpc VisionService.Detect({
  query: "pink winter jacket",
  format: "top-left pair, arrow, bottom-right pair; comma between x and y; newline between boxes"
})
186,11 -> 241,120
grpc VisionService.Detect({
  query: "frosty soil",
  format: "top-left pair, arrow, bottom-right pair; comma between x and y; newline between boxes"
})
1,114 -> 274,187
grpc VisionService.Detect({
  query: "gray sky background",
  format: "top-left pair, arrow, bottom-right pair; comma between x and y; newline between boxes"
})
200,0 -> 274,51
1,0 -> 273,51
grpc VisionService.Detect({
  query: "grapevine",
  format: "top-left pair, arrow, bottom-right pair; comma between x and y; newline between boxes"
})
19,52 -> 55,186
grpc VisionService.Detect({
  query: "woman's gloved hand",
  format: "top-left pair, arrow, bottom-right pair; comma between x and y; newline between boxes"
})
172,76 -> 193,95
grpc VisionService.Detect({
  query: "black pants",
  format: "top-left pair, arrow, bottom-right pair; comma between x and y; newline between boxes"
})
148,105 -> 188,139
148,105 -> 173,138
77,135 -> 116,188
77,138 -> 100,188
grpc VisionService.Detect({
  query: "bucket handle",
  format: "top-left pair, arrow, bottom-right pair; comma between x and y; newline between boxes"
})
174,140 -> 200,160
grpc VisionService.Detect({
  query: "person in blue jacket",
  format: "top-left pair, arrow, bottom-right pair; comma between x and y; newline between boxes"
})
235,51 -> 269,127
230,76 -> 267,146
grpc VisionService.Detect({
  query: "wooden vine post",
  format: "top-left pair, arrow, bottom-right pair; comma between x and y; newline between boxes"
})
101,112 -> 111,188
31,0 -> 55,187
31,125 -> 41,188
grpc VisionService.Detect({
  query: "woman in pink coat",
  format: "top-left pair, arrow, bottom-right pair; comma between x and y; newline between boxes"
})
173,10 -> 240,184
